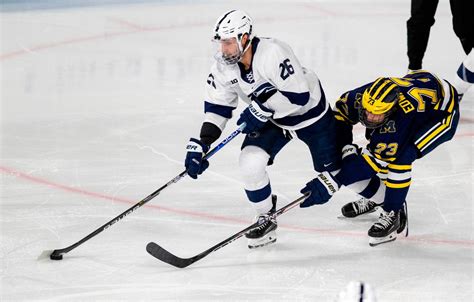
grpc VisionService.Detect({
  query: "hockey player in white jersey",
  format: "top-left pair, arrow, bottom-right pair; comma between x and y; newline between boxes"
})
184,10 -> 341,248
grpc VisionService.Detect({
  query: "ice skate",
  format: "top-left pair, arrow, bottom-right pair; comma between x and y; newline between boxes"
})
369,202 -> 408,246
341,197 -> 382,218
246,195 -> 277,249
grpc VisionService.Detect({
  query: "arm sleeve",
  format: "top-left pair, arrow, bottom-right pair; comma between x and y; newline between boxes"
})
333,84 -> 371,150
256,42 -> 312,119
334,92 -> 357,151
199,122 -> 222,146
203,63 -> 239,130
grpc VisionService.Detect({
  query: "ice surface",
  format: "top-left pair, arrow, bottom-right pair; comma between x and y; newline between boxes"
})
1,0 -> 473,301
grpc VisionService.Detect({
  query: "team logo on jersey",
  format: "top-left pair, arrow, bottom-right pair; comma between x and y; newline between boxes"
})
245,71 -> 255,83
207,73 -> 216,89
379,120 -> 396,133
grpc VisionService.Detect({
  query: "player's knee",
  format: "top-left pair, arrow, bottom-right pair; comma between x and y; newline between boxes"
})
239,146 -> 269,182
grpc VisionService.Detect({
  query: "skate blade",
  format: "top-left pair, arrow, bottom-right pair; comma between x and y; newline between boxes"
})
248,231 -> 277,249
369,233 -> 397,247
397,223 -> 409,237
397,215 -> 409,237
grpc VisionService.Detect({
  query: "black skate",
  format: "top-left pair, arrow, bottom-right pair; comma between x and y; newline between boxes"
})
341,197 -> 382,218
246,195 -> 277,249
368,204 -> 408,247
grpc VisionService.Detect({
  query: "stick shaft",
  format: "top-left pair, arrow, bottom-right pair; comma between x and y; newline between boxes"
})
50,124 -> 246,258
146,193 -> 310,268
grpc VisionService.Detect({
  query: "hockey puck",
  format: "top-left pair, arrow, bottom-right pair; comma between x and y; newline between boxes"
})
50,253 -> 63,260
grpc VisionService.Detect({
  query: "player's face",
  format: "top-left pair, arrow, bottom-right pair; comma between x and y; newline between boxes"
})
213,37 -> 241,65
219,38 -> 239,56
364,111 -> 386,125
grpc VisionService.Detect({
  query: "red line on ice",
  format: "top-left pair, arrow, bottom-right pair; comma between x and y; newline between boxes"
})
1,165 -> 473,248
0,165 -> 245,224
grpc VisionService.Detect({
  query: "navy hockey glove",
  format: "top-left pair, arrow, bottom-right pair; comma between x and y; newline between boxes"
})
184,138 -> 210,179
237,100 -> 273,134
300,171 -> 341,207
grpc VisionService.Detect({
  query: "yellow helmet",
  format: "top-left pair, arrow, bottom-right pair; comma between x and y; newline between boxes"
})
359,77 -> 400,128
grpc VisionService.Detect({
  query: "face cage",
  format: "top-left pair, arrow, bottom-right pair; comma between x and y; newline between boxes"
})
213,35 -> 251,65
214,49 -> 242,65
358,107 -> 392,129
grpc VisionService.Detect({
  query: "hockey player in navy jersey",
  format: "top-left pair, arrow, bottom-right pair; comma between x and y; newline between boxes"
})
184,10 -> 340,248
299,71 -> 460,246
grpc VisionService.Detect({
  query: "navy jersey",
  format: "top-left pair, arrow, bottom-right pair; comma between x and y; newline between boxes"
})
334,71 -> 459,210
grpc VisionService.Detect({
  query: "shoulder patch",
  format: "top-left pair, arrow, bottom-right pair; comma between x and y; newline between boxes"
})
207,73 -> 216,89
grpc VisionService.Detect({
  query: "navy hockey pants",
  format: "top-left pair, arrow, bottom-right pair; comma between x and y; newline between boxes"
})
241,109 -> 341,173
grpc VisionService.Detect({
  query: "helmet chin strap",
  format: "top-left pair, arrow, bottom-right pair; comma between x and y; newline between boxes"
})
239,37 -> 251,53
236,37 -> 252,63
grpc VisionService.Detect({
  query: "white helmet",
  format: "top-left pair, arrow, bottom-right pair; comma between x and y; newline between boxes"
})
213,10 -> 254,65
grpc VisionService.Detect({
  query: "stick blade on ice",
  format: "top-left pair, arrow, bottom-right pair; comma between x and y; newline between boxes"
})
146,242 -> 196,268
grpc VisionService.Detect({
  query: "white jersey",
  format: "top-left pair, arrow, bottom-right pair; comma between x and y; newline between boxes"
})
203,37 -> 329,131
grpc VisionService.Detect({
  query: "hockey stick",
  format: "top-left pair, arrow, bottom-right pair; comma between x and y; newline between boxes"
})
146,192 -> 310,268
40,123 -> 246,261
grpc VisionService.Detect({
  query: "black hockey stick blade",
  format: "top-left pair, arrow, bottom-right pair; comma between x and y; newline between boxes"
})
146,220 -> 258,268
146,193 -> 309,268
146,242 -> 198,268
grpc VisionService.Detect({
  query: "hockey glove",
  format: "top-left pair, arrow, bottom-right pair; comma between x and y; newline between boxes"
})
300,171 -> 341,207
237,100 -> 273,134
341,144 -> 360,162
184,138 -> 210,179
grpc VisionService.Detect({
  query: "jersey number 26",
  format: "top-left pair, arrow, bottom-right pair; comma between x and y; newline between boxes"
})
279,58 -> 295,80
